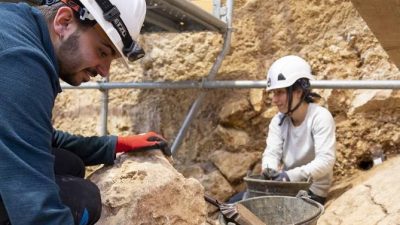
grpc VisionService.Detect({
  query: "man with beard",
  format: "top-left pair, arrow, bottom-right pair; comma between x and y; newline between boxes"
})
0,1 -> 171,224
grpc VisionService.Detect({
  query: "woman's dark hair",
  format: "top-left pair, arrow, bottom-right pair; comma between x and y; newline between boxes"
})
279,77 -> 321,126
291,78 -> 321,103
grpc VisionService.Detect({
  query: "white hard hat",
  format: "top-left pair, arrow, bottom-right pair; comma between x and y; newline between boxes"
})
266,55 -> 315,91
63,0 -> 147,67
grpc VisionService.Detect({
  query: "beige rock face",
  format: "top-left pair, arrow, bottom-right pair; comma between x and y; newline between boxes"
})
249,89 -> 264,112
180,164 -> 236,203
218,98 -> 255,129
89,152 -> 206,225
319,156 -> 400,225
210,150 -> 260,183
215,125 -> 250,151
349,90 -> 399,114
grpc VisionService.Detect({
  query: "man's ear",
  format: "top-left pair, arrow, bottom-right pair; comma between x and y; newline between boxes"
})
53,6 -> 78,39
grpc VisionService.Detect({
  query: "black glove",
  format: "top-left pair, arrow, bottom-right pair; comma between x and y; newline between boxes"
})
262,168 -> 280,180
151,137 -> 172,157
273,171 -> 290,182
262,168 -> 290,182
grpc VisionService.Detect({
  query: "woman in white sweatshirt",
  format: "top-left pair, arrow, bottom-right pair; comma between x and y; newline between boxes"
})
262,55 -> 336,204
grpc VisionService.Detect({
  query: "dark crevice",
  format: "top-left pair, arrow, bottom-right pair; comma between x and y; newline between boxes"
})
364,184 -> 389,225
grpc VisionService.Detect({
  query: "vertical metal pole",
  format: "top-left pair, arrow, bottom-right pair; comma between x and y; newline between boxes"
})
171,0 -> 234,155
99,78 -> 109,136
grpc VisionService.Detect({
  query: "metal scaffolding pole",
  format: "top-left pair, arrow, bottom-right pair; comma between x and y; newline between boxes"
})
169,0 -> 234,155
61,80 -> 400,90
99,78 -> 109,136
311,80 -> 400,89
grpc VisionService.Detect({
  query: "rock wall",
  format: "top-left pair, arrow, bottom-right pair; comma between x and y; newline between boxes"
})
53,0 -> 400,218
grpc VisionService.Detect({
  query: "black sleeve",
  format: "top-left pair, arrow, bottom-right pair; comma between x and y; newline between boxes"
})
52,129 -> 117,165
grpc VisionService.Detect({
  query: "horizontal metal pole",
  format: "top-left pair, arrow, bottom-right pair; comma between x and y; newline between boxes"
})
61,80 -> 400,90
311,80 -> 400,89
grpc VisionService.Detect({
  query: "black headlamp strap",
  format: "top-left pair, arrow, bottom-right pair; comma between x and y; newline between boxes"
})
94,0 -> 145,60
55,0 -> 95,23
94,0 -> 132,48
50,0 -> 144,61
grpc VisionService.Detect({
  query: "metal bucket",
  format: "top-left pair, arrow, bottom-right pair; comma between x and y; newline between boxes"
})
219,195 -> 324,225
244,175 -> 312,198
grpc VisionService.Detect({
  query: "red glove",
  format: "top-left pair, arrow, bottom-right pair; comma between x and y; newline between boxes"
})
116,131 -> 172,156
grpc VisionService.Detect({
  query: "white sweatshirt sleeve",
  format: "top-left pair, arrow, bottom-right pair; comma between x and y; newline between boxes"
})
262,115 -> 284,171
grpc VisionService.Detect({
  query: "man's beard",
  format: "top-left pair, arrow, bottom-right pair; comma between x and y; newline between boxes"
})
57,31 -> 84,86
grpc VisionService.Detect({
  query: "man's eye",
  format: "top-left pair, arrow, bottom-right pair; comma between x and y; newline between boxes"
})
99,49 -> 108,58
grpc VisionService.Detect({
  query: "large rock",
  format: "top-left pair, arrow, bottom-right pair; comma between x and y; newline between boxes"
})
200,170 -> 236,203
180,163 -> 236,202
318,156 -> 400,225
218,99 -> 257,129
349,90 -> 400,114
210,150 -> 260,183
249,89 -> 265,112
89,152 -> 207,225
215,125 -> 250,152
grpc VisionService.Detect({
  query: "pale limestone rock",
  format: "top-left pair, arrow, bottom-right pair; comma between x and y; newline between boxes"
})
218,99 -> 254,129
180,164 -> 205,180
210,150 -> 260,183
261,107 -> 278,120
215,125 -> 250,152
349,90 -> 393,114
89,152 -> 206,225
392,132 -> 400,144
200,170 -> 236,202
318,156 -> 400,225
181,164 -> 236,202
249,89 -> 264,112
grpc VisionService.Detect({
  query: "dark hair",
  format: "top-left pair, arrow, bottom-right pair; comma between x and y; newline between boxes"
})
37,2 -> 96,29
291,78 -> 321,103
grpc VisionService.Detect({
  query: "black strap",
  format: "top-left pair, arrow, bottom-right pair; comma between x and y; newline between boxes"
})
289,91 -> 306,113
46,0 -> 143,60
279,86 -> 293,126
94,0 -> 132,48
278,86 -> 307,126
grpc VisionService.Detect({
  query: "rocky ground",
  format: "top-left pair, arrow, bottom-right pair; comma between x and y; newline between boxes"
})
53,0 -> 400,224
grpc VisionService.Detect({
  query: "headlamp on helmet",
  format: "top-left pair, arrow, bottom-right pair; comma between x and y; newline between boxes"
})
47,0 -> 146,64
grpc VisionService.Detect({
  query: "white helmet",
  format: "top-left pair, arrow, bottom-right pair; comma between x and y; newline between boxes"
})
266,55 -> 315,91
59,0 -> 146,67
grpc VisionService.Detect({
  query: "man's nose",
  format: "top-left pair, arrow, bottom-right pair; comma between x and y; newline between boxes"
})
96,61 -> 111,77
